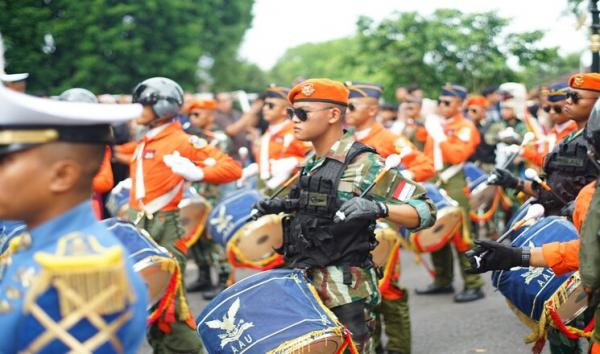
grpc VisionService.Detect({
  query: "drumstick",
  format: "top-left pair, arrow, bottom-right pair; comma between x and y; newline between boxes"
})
524,168 -> 568,205
335,151 -> 407,222
487,132 -> 535,184
249,172 -> 300,219
473,204 -> 545,267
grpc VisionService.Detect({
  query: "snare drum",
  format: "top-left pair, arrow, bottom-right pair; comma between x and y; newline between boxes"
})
208,190 -> 284,270
411,183 -> 462,253
492,216 -> 579,321
197,269 -> 352,353
464,162 -> 498,211
176,186 -> 212,253
102,218 -> 177,307
545,272 -> 588,326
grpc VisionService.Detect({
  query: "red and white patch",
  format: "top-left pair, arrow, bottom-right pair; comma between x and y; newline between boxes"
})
392,180 -> 416,201
143,150 -> 156,160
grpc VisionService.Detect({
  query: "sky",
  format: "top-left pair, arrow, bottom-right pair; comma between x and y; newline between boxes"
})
239,0 -> 589,70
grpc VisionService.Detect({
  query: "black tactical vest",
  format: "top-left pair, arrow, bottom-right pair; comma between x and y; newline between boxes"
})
277,142 -> 378,268
540,130 -> 599,215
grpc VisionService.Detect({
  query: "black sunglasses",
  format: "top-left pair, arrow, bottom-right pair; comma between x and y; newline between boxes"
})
438,99 -> 452,107
348,103 -> 357,112
287,107 -> 334,121
566,91 -> 597,104
542,105 -> 562,114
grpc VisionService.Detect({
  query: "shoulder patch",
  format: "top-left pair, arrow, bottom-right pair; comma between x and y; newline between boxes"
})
394,137 -> 412,153
189,135 -> 208,149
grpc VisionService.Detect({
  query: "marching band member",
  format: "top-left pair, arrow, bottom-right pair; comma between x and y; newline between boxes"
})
115,77 -> 241,353
254,78 -> 436,352
418,83 -> 485,303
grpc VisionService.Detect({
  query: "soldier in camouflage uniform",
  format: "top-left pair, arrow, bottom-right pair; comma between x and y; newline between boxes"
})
255,79 -> 436,353
182,99 -> 233,299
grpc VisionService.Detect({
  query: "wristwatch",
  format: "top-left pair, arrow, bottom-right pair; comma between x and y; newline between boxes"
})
521,247 -> 531,267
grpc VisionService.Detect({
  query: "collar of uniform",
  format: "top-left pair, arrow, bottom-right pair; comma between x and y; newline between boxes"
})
441,113 -> 463,126
143,120 -> 182,142
302,130 -> 353,171
29,201 -> 97,250
553,120 -> 576,134
268,120 -> 289,136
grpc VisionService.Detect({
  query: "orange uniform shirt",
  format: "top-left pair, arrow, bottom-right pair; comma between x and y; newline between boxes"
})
116,121 -> 241,211
92,146 -> 114,194
254,120 -> 311,165
424,114 -> 480,165
541,181 -> 596,275
356,123 -> 435,182
522,120 -> 578,167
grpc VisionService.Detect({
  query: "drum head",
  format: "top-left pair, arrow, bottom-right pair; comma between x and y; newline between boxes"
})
413,208 -> 462,252
270,332 -> 344,354
469,185 -> 497,210
234,215 -> 283,263
180,201 -> 210,238
556,284 -> 588,324
136,260 -> 173,306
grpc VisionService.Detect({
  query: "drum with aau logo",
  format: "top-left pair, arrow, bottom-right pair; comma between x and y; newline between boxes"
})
196,269 -> 353,353
491,216 -> 579,321
208,190 -> 284,270
175,186 -> 212,253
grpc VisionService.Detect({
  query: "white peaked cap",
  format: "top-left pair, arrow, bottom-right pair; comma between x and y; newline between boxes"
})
0,84 -> 142,125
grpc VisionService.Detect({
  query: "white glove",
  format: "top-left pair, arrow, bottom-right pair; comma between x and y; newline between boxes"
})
425,114 -> 447,142
266,173 -> 290,190
163,151 -> 204,181
242,163 -> 259,180
269,157 -> 299,176
498,127 -> 520,143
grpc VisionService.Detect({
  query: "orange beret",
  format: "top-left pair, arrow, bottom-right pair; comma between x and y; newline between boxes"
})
465,95 -> 489,108
569,73 -> 600,92
185,99 -> 217,113
288,78 -> 349,106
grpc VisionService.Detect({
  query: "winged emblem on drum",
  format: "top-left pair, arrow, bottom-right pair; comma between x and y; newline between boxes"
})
210,205 -> 233,234
205,297 -> 254,348
520,267 -> 545,285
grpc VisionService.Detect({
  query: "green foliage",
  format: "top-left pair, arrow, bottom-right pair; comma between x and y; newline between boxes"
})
0,0 -> 254,95
269,9 -> 572,102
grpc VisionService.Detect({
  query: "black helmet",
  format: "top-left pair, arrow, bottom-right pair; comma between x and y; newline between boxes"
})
58,88 -> 98,103
132,77 -> 183,118
584,99 -> 600,170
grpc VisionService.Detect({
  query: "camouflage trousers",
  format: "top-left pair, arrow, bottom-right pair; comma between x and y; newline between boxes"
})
373,287 -> 411,354
128,209 -> 203,354
308,266 -> 381,353
188,232 -> 230,276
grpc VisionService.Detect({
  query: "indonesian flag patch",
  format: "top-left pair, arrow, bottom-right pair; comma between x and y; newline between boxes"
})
392,179 -> 416,201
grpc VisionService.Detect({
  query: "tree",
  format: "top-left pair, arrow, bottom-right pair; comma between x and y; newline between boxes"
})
269,9 -> 565,101
0,0 -> 255,95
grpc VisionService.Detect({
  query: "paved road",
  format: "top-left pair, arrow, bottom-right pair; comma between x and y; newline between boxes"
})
140,249 -> 581,353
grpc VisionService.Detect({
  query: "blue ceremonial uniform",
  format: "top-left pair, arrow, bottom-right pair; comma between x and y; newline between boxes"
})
0,201 -> 148,353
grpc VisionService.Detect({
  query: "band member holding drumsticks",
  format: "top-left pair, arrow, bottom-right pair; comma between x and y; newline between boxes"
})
417,84 -> 486,303
489,73 -> 600,217
468,96 -> 600,353
254,78 -> 435,353
115,77 -> 241,354
344,80 -> 435,354
0,83 -> 148,352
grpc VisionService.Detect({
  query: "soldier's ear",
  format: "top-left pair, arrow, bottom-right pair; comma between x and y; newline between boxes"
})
47,159 -> 82,194
328,106 -> 343,125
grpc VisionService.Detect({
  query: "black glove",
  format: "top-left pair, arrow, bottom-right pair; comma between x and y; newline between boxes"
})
333,197 -> 388,223
465,240 -> 530,274
488,167 -> 520,190
253,198 -> 298,218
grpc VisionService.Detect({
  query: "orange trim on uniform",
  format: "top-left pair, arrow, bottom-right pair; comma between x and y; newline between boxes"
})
92,146 -> 114,194
424,114 -> 480,165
